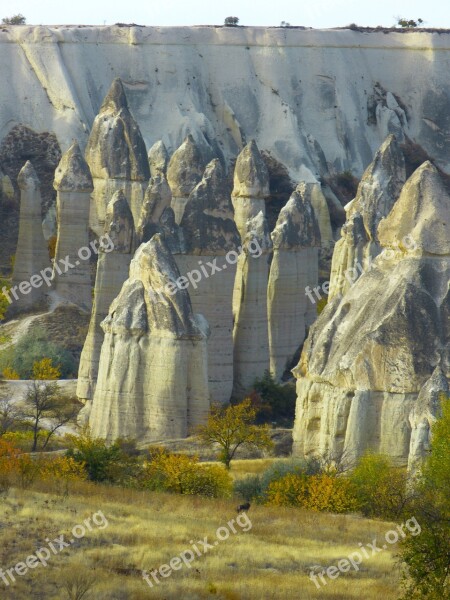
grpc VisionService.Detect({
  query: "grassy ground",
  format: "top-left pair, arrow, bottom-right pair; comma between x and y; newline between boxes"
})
0,460 -> 405,600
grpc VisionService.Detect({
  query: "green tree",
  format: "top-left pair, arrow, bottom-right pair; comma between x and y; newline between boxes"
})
2,14 -> 26,25
252,371 -> 297,425
196,398 -> 273,469
398,396 -> 450,599
396,17 -> 424,28
224,16 -> 239,26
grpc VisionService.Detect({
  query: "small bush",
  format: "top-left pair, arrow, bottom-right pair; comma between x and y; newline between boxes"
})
266,471 -> 358,513
0,438 -> 21,491
234,475 -> 263,502
39,456 -> 87,496
183,464 -> 232,498
143,447 -> 232,498
66,429 -> 130,483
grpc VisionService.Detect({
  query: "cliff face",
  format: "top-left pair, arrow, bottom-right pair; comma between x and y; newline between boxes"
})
2,26 -> 450,181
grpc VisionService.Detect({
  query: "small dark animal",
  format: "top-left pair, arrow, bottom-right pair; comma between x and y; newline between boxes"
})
236,502 -> 250,513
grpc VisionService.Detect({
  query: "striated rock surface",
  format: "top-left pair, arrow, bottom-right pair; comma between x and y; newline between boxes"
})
167,134 -> 208,224
88,234 -> 210,441
148,140 -> 169,177
297,182 -> 333,251
329,135 -> 406,299
85,78 -> 149,232
175,159 -> 240,403
293,161 -> 450,466
136,174 -> 172,243
52,141 -> 93,309
232,211 -> 272,397
10,162 -> 50,312
77,190 -> 135,404
232,140 -> 270,241
268,186 -> 321,380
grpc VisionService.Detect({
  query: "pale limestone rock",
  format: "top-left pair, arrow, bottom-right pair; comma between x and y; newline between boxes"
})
232,211 -> 272,397
175,159 -> 240,403
52,141 -> 93,310
167,134 -> 206,224
10,162 -> 50,312
297,182 -> 333,250
136,173 -> 172,243
292,161 -> 450,466
268,188 -> 321,380
148,140 -> 169,177
77,190 -> 135,404
42,205 -> 57,240
232,140 -> 270,241
329,135 -> 406,299
88,235 -> 210,441
85,78 -> 149,233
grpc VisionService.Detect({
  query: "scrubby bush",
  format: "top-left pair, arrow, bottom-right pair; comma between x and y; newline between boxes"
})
349,452 -> 411,519
234,458 -> 321,503
0,438 -> 21,491
234,475 -> 263,502
266,470 -> 358,513
143,447 -> 232,498
39,456 -> 87,496
0,326 -> 76,379
66,428 -> 133,483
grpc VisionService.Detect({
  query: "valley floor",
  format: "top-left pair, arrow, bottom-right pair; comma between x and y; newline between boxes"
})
0,461 -> 405,600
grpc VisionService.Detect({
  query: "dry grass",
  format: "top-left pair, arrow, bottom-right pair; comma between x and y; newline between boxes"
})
0,469 -> 405,600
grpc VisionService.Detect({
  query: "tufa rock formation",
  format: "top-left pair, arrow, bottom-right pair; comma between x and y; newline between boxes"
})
167,134 -> 207,224
329,135 -> 406,299
52,141 -> 93,310
176,159 -> 241,403
136,174 -> 172,243
10,162 -> 50,312
268,185 -> 321,380
232,211 -> 272,397
88,235 -> 210,441
77,190 -> 135,405
148,140 -> 169,177
85,78 -> 149,233
293,161 -> 450,467
232,140 -> 270,241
